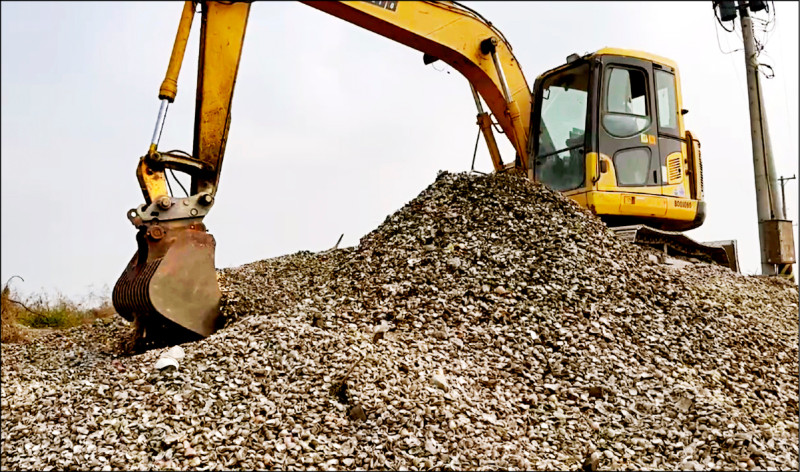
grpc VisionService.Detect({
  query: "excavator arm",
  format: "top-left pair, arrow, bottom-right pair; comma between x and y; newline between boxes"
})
113,0 -> 534,349
135,1 -> 251,207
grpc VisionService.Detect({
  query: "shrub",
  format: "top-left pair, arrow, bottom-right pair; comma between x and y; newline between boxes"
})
1,282 -> 26,343
0,277 -> 116,342
16,302 -> 85,329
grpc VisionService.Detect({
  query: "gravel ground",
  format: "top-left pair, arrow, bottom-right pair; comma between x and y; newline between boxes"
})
2,171 -> 797,471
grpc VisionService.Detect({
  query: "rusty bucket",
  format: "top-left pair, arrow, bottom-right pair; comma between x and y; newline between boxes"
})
113,219 -> 221,349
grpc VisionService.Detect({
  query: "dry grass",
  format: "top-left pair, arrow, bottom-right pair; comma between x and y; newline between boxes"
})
1,284 -> 27,343
1,277 -> 115,344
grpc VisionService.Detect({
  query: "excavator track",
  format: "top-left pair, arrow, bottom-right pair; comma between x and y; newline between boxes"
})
611,224 -> 739,271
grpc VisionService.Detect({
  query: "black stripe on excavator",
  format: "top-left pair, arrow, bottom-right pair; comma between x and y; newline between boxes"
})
364,1 -> 398,12
692,201 -> 706,226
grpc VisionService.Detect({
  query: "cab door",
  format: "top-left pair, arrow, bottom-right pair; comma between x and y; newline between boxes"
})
531,62 -> 593,193
653,64 -> 686,197
597,56 -> 661,193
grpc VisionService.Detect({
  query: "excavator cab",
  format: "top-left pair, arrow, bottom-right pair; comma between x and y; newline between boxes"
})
531,49 -> 705,232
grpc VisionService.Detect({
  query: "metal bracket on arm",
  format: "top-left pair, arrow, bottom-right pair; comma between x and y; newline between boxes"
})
148,151 -> 214,176
134,153 -> 217,226
136,150 -> 217,207
127,192 -> 215,226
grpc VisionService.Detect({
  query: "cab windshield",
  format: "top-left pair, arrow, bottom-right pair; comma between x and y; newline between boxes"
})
535,63 -> 590,192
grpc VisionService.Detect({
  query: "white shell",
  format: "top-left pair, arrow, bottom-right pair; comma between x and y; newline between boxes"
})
154,356 -> 179,370
163,345 -> 185,361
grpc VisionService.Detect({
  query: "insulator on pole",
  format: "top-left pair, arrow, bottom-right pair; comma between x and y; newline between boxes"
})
748,0 -> 767,13
714,1 -> 738,22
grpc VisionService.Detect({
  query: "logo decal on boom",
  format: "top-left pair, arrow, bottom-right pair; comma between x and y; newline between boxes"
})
365,1 -> 398,11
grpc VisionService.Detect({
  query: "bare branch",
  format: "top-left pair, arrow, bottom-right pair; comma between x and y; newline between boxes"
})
2,275 -> 25,297
5,298 -> 44,317
4,275 -> 24,288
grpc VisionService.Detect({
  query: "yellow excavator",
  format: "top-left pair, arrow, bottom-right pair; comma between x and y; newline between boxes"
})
113,1 -> 732,348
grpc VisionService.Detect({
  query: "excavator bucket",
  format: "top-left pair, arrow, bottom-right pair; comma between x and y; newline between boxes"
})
112,219 -> 221,350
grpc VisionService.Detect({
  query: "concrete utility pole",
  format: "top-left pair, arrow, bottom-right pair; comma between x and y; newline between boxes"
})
739,5 -> 782,275
717,0 -> 796,278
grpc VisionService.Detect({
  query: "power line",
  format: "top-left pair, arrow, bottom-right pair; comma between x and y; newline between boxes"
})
750,1 -> 776,55
713,2 -> 776,77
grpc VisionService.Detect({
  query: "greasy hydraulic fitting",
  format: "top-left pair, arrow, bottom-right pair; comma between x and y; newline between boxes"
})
147,224 -> 166,241
198,193 -> 214,206
157,195 -> 173,210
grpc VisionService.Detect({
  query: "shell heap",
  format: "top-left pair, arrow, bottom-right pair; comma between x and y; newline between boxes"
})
2,171 -> 798,471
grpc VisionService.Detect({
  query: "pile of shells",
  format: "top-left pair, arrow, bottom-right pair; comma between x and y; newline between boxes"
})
2,171 -> 797,471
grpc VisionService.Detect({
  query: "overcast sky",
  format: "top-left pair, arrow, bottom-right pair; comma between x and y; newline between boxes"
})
2,1 -> 798,304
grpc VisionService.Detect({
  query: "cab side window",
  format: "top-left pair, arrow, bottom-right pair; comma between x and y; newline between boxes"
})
655,70 -> 679,136
603,67 -> 650,138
